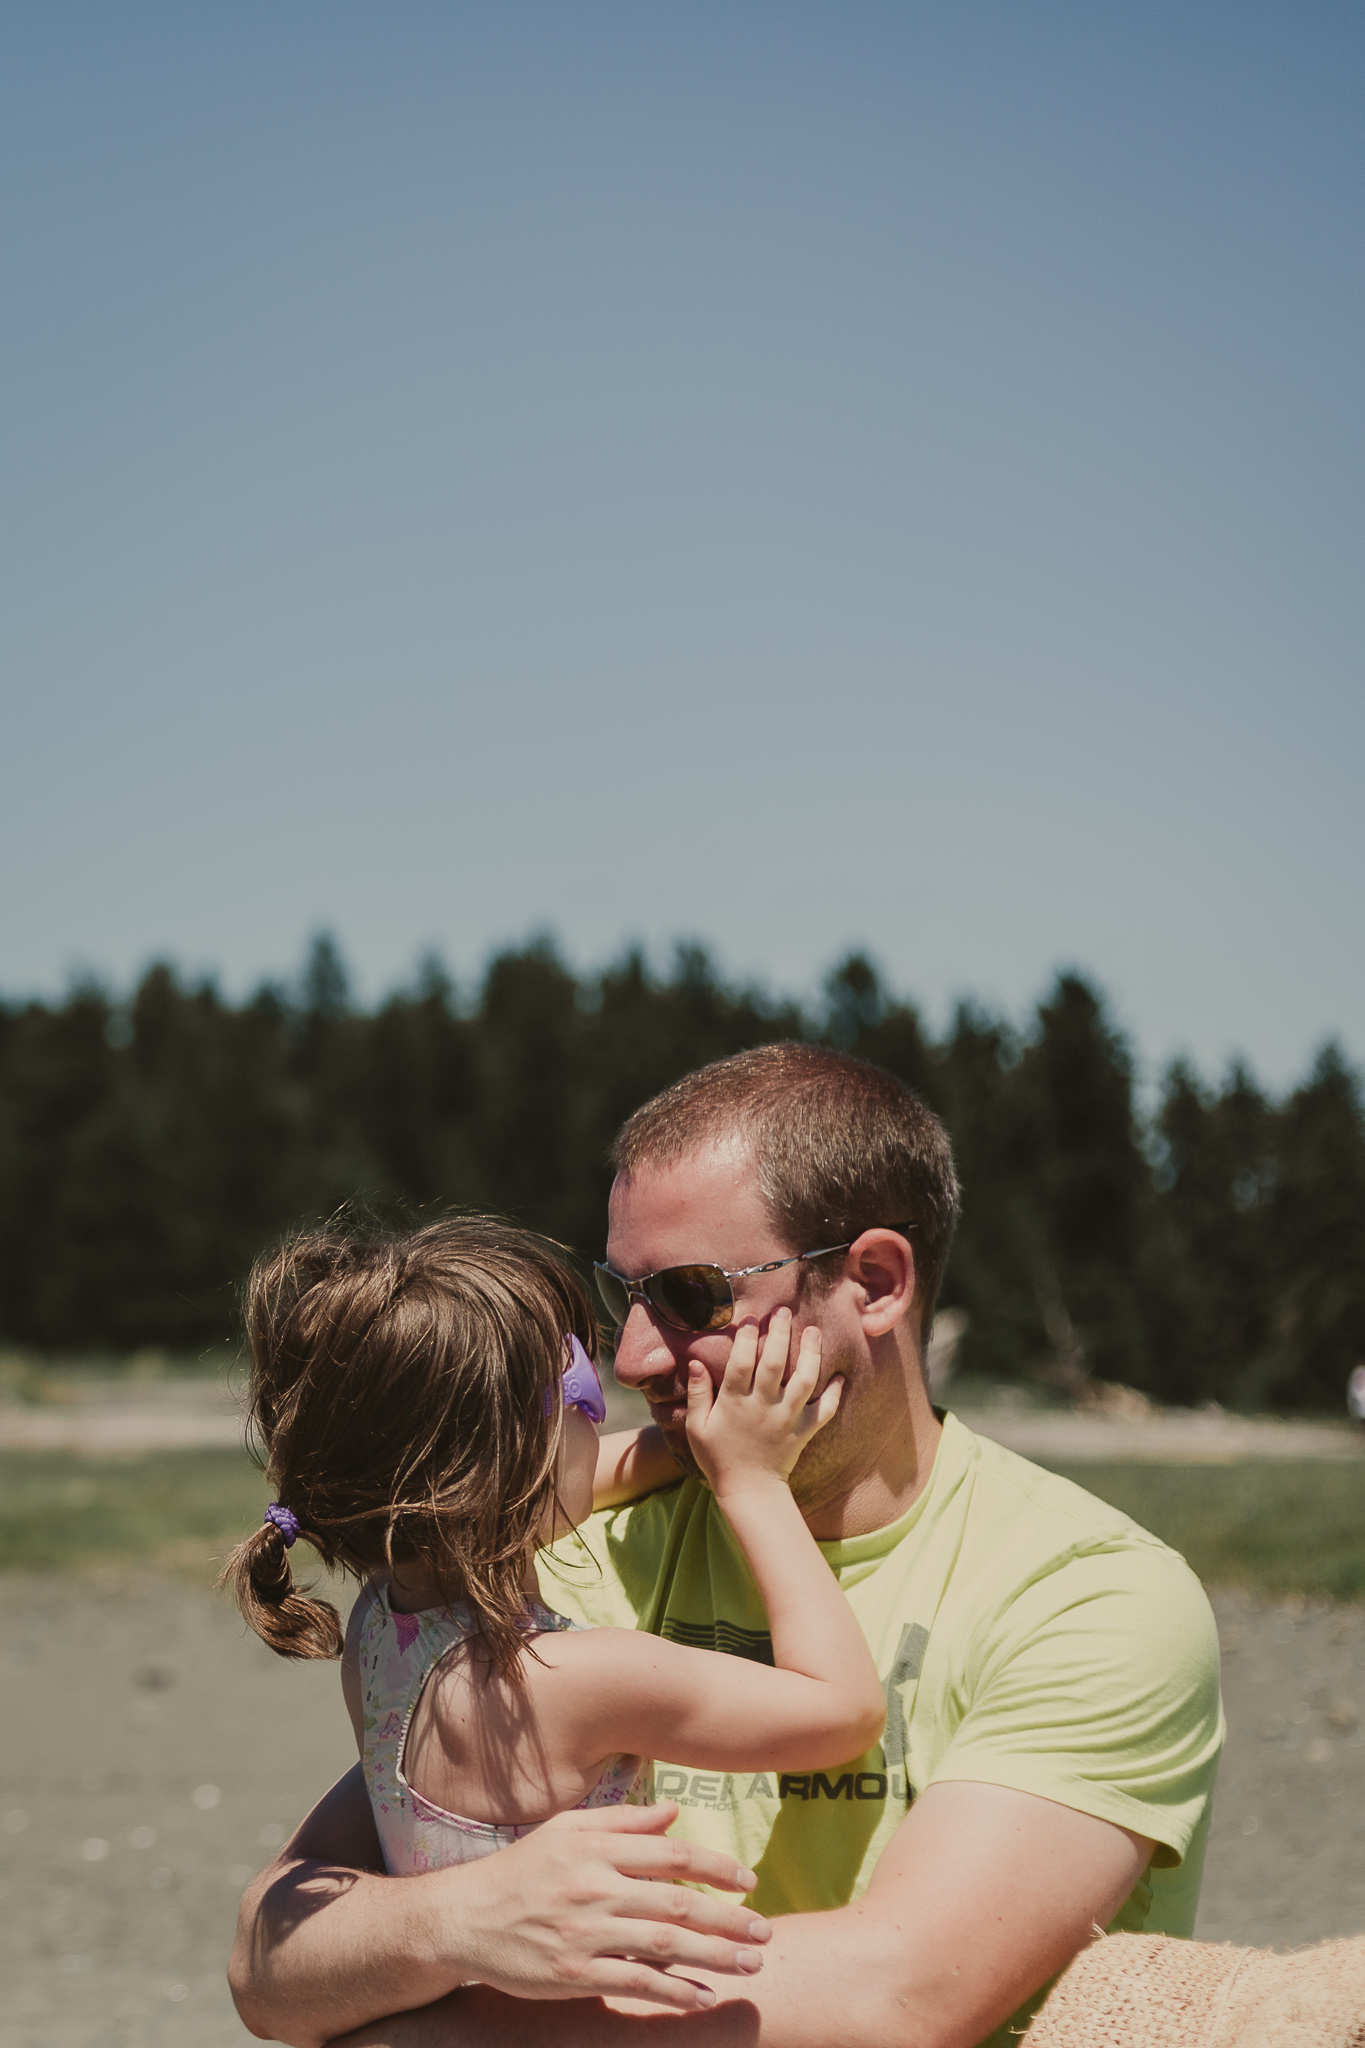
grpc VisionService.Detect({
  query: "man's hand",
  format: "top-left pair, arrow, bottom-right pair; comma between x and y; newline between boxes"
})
230,1768 -> 770,2048
316,1781 -> 1157,2048
436,1801 -> 770,2007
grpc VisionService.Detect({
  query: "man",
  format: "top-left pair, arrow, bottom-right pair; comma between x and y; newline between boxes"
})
232,1044 -> 1222,2048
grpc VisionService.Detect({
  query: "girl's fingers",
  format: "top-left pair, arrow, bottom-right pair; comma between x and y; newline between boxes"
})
720,1318 -> 760,1396
780,1323 -> 822,1408
752,1306 -> 793,1398
807,1372 -> 845,1432
684,1358 -> 715,1435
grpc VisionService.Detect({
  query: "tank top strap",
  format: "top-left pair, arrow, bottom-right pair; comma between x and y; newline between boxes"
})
357,1579 -> 652,1873
357,1581 -> 588,1823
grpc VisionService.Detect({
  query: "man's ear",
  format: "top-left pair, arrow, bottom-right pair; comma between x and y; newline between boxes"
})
846,1229 -> 916,1337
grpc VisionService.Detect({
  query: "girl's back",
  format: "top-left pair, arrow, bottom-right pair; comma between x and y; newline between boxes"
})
224,1214 -> 884,1908
349,1578 -> 649,1874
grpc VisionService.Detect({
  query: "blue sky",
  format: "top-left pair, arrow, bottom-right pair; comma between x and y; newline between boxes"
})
2,2 -> 1360,1087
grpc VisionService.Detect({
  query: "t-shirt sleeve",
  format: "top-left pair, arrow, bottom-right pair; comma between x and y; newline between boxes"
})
537,1492 -> 683,1632
926,1543 -> 1223,1866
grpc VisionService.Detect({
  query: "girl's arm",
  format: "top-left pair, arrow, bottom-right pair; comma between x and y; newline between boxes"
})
536,1313 -> 886,1772
593,1424 -> 681,1509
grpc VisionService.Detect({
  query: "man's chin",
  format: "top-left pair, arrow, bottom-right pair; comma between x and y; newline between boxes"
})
651,1412 -> 704,1482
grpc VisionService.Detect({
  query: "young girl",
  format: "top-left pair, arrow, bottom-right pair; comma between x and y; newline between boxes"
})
223,1216 -> 884,1987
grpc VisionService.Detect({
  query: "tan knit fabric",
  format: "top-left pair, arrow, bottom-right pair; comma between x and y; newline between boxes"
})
1025,1932 -> 1365,2048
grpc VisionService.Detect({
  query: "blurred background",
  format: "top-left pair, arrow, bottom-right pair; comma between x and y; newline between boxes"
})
4,933 -> 1363,1410
1,3 -> 1363,2042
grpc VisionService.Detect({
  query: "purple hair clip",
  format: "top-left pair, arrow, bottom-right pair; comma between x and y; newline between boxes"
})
264,1502 -> 300,1547
544,1334 -> 607,1428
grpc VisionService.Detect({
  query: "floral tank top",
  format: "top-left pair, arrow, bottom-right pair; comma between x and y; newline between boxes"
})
355,1577 -> 652,1874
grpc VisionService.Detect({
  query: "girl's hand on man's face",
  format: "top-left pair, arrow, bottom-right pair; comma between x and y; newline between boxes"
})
684,1306 -> 844,1494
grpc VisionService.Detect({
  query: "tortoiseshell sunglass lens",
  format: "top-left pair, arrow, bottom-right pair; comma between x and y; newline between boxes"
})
594,1260 -> 736,1334
646,1264 -> 734,1333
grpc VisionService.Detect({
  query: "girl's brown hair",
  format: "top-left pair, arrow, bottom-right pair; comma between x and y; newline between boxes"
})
218,1215 -> 597,1678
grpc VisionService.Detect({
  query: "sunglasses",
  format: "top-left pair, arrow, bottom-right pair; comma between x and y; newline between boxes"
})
544,1333 -> 607,1427
594,1237 -> 891,1336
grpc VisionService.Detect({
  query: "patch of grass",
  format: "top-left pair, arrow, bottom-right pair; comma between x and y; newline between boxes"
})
0,1449 -> 267,1573
0,1345 -> 239,1401
1047,1461 -> 1365,1600
4,1451 -> 1363,1600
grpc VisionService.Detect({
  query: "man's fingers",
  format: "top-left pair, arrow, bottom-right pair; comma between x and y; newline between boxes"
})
473,1810 -> 772,2009
542,1805 -> 764,1902
598,1873 -> 769,1944
531,1799 -> 681,1852
593,1918 -> 768,1984
544,1798 -> 679,1836
612,1912 -> 767,1975
599,1849 -> 766,1913
575,1957 -> 732,2011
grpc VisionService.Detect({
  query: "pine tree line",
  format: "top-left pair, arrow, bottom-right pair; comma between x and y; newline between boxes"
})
1,936 -> 1361,1410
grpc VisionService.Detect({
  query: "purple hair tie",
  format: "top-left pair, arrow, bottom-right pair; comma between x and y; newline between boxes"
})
264,1502 -> 300,1547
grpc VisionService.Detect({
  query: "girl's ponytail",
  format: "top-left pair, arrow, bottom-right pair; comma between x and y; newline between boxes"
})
231,1215 -> 598,1677
219,1513 -> 344,1661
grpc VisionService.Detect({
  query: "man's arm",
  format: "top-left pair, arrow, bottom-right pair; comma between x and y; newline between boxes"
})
229,1767 -> 771,2048
327,1781 -> 1154,2048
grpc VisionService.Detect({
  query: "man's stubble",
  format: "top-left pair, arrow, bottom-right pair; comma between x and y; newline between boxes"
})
653,1331 -> 874,1522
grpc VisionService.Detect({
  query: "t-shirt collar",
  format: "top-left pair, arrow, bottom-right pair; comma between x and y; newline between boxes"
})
814,1410 -> 972,1573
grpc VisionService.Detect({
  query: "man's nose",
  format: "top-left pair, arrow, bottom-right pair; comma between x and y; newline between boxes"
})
610,1302 -> 684,1390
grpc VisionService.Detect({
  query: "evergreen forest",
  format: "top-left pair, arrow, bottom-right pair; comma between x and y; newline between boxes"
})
1,935 -> 1362,1412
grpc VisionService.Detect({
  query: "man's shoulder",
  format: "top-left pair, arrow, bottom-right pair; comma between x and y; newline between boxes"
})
542,1479 -> 705,1630
946,1412 -> 1180,1557
592,1475 -> 706,1554
922,1414 -> 1210,1621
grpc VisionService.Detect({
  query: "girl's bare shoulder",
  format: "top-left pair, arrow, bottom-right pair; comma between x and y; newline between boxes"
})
522,1621 -> 682,1700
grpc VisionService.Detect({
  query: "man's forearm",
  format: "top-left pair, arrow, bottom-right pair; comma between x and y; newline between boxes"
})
327,1783 -> 1154,2048
233,1773 -> 774,2048
233,1859 -> 464,2048
327,1907 -> 894,2048
330,1984 -> 753,2048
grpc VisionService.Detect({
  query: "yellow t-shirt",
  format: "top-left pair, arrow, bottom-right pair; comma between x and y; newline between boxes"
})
545,1412 -> 1223,2042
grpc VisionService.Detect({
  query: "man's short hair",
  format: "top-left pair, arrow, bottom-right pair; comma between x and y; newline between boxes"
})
611,1042 -> 961,1341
